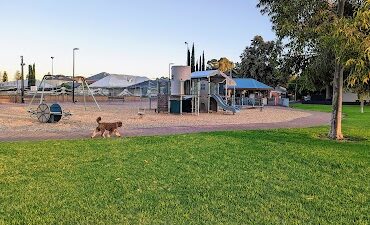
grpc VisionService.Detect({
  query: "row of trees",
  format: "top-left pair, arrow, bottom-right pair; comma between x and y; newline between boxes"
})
27,64 -> 36,87
187,43 -> 206,72
0,64 -> 36,86
256,0 -> 370,140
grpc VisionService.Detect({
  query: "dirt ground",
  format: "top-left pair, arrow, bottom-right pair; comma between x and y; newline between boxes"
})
0,101 -> 330,141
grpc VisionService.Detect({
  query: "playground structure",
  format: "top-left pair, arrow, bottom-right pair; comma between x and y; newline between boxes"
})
27,75 -> 101,123
158,66 -> 241,115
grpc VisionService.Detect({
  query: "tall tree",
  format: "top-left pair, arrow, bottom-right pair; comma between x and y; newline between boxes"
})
32,63 -> 36,78
187,48 -> 191,66
330,0 -> 346,140
14,71 -> 21,80
257,0 -> 364,140
191,43 -> 195,72
202,51 -> 205,71
196,60 -> 199,72
239,35 -> 288,87
27,65 -> 32,88
2,71 -> 8,82
28,64 -> 36,87
199,56 -> 202,71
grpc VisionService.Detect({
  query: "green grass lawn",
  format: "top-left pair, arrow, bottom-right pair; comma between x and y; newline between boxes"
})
1,104 -> 369,224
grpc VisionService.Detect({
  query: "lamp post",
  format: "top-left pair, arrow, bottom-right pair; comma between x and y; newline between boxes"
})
20,56 -> 25,103
72,48 -> 79,103
51,57 -> 54,75
167,62 -> 174,112
185,42 -> 189,65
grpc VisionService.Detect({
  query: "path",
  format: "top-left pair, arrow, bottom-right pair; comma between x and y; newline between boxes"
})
0,109 -> 330,142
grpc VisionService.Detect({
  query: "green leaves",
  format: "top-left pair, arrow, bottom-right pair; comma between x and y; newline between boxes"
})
344,0 -> 370,97
238,35 -> 288,87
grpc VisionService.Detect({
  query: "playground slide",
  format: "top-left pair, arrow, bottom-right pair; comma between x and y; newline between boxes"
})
211,94 -> 240,114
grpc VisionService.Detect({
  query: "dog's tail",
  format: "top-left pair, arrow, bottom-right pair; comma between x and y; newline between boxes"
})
96,117 -> 102,124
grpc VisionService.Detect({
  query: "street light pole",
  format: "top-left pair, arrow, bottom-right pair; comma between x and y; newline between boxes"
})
20,56 -> 25,103
185,42 -> 189,65
72,48 -> 79,103
167,63 -> 174,113
51,57 -> 54,75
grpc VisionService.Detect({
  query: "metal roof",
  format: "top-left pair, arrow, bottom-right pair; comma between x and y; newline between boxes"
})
191,70 -> 236,86
191,70 -> 220,79
229,78 -> 272,90
89,74 -> 149,88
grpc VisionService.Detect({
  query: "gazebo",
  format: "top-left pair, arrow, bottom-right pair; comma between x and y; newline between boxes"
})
228,78 -> 273,106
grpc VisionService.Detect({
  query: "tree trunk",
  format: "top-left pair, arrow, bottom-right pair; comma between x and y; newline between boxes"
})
328,0 -> 346,140
329,62 -> 344,140
360,100 -> 364,113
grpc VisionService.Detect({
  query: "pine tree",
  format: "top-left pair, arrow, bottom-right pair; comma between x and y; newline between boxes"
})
27,65 -> 32,87
32,63 -> 36,77
196,60 -> 199,72
2,71 -> 8,82
28,64 -> 36,87
187,49 -> 191,66
191,43 -> 195,72
199,56 -> 202,71
202,51 -> 205,71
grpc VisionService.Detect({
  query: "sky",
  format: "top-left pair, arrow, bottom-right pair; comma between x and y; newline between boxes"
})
0,0 -> 275,80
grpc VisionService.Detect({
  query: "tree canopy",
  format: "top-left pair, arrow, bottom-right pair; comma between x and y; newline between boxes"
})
257,0 -> 367,140
238,35 -> 289,87
207,57 -> 234,73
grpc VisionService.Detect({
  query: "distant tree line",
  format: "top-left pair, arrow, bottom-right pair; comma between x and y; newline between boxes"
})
0,63 -> 36,87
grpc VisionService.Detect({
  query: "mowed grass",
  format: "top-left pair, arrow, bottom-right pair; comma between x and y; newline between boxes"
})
1,105 -> 369,224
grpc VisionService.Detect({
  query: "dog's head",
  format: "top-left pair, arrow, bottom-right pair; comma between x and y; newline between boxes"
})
117,121 -> 123,127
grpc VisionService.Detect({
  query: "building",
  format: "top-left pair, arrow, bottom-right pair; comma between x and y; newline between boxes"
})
89,74 -> 149,96
0,79 -> 55,91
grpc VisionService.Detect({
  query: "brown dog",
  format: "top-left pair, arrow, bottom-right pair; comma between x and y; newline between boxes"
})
91,117 -> 123,138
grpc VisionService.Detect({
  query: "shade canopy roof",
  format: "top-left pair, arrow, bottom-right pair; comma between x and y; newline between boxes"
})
229,78 -> 273,90
191,70 -> 236,86
89,74 -> 149,88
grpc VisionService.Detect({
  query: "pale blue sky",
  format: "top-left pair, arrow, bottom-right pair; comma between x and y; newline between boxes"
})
0,0 -> 274,79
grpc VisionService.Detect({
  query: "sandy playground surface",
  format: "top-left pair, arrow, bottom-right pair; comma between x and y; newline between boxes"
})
0,101 -> 330,141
